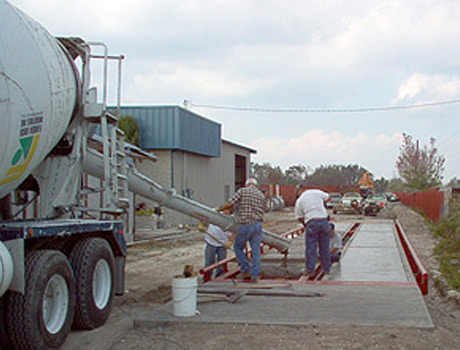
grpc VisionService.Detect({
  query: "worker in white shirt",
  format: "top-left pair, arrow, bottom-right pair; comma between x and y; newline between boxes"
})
295,189 -> 331,277
203,209 -> 235,277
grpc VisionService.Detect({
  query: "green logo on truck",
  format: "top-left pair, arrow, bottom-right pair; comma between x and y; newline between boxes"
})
0,134 -> 40,186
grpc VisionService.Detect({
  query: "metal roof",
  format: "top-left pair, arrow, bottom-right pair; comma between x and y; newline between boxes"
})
116,106 -> 221,157
222,139 -> 257,154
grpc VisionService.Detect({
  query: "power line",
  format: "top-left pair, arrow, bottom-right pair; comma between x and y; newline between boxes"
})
438,127 -> 460,146
184,98 -> 460,113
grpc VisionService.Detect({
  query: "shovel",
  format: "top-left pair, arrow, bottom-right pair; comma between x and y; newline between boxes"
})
197,290 -> 246,304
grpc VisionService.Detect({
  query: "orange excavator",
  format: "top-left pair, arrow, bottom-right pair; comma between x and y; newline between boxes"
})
358,171 -> 375,198
358,171 -> 374,188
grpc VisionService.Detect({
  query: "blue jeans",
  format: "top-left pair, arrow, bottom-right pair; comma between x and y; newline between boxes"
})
234,221 -> 262,279
305,219 -> 331,275
204,244 -> 227,277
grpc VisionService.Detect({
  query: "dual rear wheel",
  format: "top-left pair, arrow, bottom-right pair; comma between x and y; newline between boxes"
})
1,238 -> 115,350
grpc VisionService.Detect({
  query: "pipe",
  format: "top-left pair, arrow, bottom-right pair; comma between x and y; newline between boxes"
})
83,147 -> 236,230
82,148 -> 290,253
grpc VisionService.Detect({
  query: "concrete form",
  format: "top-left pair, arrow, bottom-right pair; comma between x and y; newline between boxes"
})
134,219 -> 434,329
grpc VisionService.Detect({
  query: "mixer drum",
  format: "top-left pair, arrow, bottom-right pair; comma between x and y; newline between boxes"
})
0,0 -> 78,199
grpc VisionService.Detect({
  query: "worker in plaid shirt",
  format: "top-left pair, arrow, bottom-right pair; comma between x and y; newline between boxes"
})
220,178 -> 265,282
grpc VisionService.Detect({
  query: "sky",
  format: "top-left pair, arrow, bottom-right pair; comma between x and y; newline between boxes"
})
9,0 -> 460,181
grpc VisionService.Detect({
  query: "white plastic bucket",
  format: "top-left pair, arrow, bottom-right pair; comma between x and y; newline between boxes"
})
171,276 -> 197,317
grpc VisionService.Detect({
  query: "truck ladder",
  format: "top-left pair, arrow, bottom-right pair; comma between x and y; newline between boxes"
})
78,40 -> 127,216
110,124 -> 129,209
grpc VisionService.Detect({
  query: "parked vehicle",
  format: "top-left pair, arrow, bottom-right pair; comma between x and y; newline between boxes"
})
333,192 -> 362,214
386,192 -> 400,202
361,194 -> 386,216
327,192 -> 342,209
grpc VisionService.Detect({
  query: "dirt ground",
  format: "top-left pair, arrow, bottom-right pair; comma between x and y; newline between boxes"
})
108,203 -> 460,350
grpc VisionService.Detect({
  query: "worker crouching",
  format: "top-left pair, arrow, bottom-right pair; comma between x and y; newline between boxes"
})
203,208 -> 235,278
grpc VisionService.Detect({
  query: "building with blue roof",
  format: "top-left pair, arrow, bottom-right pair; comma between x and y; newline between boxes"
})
117,105 -> 256,228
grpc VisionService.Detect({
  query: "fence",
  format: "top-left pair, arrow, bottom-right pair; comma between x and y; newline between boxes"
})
260,184 -> 361,207
395,189 -> 445,222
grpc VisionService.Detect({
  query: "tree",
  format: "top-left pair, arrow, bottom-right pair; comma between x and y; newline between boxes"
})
251,162 -> 271,185
374,177 -> 389,193
446,177 -> 460,188
118,115 -> 140,146
386,177 -> 406,192
251,162 -> 283,185
284,164 -> 309,185
268,166 -> 284,185
305,164 -> 369,186
396,133 -> 445,191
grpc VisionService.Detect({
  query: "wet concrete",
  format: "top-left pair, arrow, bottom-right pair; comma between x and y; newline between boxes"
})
259,221 -> 356,279
329,221 -> 414,283
133,219 -> 434,329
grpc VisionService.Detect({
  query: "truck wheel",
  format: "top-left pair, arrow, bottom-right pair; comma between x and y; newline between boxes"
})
70,238 -> 115,330
7,250 -> 75,350
0,295 -> 13,350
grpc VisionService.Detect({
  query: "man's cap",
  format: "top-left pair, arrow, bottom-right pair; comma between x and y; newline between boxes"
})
245,178 -> 258,186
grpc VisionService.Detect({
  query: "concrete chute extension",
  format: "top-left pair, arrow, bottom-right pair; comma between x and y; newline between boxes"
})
82,148 -> 290,253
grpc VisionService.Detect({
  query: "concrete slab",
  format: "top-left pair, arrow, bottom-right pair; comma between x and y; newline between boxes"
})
330,222 -> 414,282
133,219 -> 434,330
330,247 -> 409,282
134,283 -> 434,329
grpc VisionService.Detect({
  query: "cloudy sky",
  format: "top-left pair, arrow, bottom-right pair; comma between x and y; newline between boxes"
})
10,0 -> 460,181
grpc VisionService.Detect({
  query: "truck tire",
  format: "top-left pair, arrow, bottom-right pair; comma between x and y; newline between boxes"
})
70,238 -> 115,330
0,295 -> 13,350
6,250 -> 76,350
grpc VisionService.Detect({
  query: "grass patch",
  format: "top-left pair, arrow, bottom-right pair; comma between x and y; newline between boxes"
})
437,255 -> 460,290
431,197 -> 460,292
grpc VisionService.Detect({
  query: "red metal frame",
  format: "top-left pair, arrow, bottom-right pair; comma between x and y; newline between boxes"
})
394,220 -> 429,295
200,222 -> 362,284
200,220 -> 429,295
199,226 -> 305,282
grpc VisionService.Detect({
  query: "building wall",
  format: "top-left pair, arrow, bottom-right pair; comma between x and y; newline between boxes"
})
134,150 -> 173,222
134,142 -> 253,228
118,105 -> 255,230
136,150 -> 172,189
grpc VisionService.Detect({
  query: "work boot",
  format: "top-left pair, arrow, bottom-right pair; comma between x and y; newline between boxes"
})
239,271 -> 251,280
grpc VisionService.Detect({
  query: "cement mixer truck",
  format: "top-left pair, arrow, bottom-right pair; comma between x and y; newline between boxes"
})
0,1 -> 289,349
